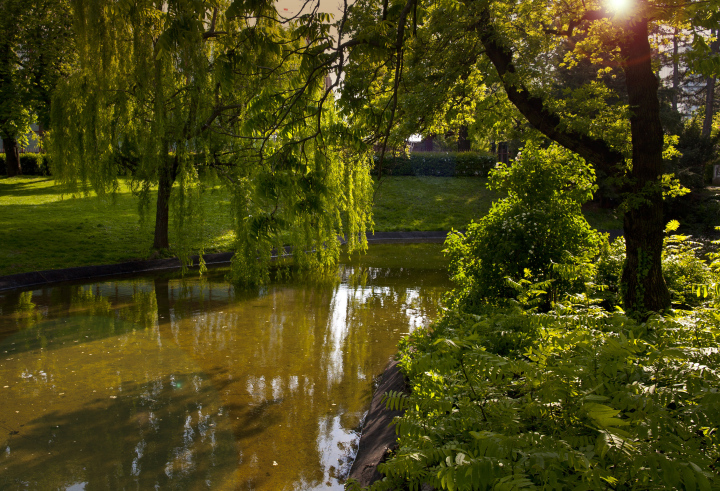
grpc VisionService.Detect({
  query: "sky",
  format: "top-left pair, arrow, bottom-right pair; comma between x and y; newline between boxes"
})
274,0 -> 344,20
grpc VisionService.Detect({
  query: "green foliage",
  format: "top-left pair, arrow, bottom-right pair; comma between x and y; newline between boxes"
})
662,118 -> 720,230
369,304 -> 720,491
51,0 -> 374,282
377,152 -> 497,177
661,221 -> 715,307
0,0 -> 72,150
670,119 -> 718,190
445,143 -> 602,310
593,221 -> 716,309
0,153 -> 50,175
594,236 -> 627,308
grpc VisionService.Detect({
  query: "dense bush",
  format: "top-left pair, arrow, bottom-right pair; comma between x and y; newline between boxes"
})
594,220 -> 715,309
0,153 -> 51,176
375,152 -> 496,177
445,143 -> 602,310
347,140 -> 720,490
359,304 -> 720,491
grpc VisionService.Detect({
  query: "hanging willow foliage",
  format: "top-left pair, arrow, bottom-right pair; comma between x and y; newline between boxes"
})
50,0 -> 374,284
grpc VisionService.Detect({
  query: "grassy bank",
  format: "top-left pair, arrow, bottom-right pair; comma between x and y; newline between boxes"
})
0,175 -> 621,276
0,177 -> 235,276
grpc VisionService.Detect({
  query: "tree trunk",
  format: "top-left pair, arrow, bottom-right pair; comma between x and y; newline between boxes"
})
151,41 -> 173,251
457,125 -> 471,152
702,29 -> 719,138
152,153 -> 177,250
4,135 -> 21,177
672,28 -> 679,113
619,19 -> 670,314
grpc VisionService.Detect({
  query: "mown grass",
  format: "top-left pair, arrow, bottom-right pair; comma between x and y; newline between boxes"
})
0,177 -> 235,276
371,176 -> 621,232
371,176 -> 501,231
0,175 -> 622,276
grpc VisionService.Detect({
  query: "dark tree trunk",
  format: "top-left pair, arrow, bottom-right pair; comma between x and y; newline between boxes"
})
4,135 -> 21,177
672,28 -> 679,113
702,29 -> 719,138
475,9 -> 670,314
457,125 -> 471,152
618,20 -> 670,314
152,153 -> 178,250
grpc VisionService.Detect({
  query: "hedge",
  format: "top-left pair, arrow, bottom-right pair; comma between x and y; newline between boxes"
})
374,151 -> 497,177
0,153 -> 51,176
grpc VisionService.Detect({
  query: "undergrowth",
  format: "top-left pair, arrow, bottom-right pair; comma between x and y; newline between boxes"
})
348,144 -> 720,491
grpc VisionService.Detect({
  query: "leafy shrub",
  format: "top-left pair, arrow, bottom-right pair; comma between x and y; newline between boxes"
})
669,120 -> 718,190
375,152 -> 496,177
445,143 -> 602,310
0,153 -> 51,176
593,220 -> 715,309
362,306 -> 720,491
594,235 -> 626,307
661,220 -> 714,306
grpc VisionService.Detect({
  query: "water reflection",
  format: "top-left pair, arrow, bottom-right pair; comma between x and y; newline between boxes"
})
0,245 -> 449,490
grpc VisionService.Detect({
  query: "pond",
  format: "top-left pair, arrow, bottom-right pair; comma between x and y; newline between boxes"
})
0,244 -> 450,490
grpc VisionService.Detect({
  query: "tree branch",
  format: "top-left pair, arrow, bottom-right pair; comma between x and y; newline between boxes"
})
474,7 -> 624,175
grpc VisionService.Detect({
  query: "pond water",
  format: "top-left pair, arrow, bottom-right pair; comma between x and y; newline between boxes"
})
0,244 -> 450,490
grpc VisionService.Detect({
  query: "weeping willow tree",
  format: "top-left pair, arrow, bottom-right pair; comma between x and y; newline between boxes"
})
50,0 -> 373,283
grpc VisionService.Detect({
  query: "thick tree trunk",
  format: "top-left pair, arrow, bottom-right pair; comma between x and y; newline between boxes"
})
457,125 -> 471,152
619,20 -> 670,314
4,135 -> 21,177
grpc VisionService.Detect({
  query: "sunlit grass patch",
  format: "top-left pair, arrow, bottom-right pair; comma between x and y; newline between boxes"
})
0,175 -> 624,276
0,176 -> 235,275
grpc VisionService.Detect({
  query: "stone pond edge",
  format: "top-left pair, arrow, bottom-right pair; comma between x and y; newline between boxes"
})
347,359 -> 408,488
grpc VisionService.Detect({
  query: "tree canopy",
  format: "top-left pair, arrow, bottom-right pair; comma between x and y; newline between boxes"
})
50,0 -> 373,281
47,0 -> 720,309
334,0 -> 720,314
0,0 -> 72,176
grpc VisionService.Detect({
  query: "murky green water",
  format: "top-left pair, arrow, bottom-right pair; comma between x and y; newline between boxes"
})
0,244 -> 450,490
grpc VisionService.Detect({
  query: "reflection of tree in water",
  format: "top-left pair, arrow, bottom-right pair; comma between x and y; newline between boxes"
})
10,291 -> 44,329
117,288 -> 158,329
0,262 -> 449,490
0,374 -> 237,489
67,286 -> 113,319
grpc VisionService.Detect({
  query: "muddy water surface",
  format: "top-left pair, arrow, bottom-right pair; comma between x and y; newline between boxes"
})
0,244 -> 450,490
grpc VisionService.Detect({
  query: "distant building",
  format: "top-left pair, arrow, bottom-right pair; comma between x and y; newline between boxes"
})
0,124 -> 43,154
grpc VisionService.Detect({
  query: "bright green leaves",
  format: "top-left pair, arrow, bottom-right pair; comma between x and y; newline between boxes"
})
52,0 -> 374,281
373,306 -> 720,490
445,143 -> 602,310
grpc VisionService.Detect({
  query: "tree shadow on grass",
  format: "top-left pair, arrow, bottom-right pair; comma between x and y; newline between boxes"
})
0,177 -> 66,198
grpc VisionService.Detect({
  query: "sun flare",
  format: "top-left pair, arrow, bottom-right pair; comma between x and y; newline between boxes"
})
608,0 -> 631,12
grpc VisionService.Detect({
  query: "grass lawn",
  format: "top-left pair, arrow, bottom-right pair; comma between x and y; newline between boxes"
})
372,176 -> 501,231
0,175 -> 622,276
371,176 -> 622,232
0,177 -> 235,276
